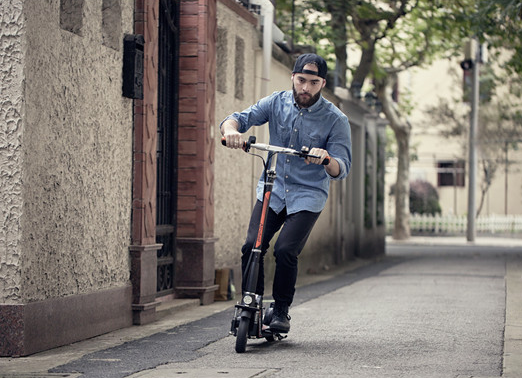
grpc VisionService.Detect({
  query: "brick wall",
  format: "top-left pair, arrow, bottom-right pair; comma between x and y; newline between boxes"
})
132,0 -> 159,246
178,0 -> 216,239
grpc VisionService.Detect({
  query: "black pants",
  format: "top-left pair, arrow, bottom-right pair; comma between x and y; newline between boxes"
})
241,200 -> 321,306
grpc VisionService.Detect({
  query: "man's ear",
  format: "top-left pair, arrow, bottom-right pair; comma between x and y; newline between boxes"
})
321,79 -> 326,88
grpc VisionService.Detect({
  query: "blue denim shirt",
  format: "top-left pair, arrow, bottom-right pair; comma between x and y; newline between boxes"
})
222,90 -> 352,214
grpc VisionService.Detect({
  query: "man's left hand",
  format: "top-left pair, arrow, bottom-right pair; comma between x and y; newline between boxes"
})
306,148 -> 340,178
305,148 -> 329,165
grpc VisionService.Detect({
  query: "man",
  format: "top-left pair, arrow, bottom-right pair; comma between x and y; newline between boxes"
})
220,53 -> 352,333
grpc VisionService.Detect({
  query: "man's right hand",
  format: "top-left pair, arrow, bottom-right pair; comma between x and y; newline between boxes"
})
221,119 -> 243,149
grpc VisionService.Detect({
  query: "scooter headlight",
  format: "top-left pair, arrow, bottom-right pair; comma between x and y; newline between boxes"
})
243,295 -> 253,305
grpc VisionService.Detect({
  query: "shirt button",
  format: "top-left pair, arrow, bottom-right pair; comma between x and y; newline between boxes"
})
286,189 -> 289,193
285,175 -> 289,179
294,129 -> 297,132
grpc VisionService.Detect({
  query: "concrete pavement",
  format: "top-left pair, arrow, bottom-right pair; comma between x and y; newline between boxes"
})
0,235 -> 521,377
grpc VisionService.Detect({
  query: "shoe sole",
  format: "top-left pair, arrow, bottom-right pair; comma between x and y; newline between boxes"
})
268,324 -> 290,333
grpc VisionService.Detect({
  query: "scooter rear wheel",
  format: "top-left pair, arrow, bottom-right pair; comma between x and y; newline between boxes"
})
235,316 -> 250,353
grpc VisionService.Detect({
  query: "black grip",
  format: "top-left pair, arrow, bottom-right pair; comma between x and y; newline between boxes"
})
221,137 -> 247,150
307,153 -> 330,166
322,156 -> 330,166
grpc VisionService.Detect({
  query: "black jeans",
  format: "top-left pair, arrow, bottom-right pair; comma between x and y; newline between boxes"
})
241,200 -> 321,306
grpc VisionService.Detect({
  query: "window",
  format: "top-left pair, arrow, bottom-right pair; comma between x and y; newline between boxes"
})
437,160 -> 465,187
217,28 -> 227,94
102,0 -> 122,50
60,0 -> 84,35
234,36 -> 244,100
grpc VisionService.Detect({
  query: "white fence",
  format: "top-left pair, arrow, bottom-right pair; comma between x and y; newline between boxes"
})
386,214 -> 522,235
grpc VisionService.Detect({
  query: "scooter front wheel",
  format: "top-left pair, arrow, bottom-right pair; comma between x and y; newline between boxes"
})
235,316 -> 250,353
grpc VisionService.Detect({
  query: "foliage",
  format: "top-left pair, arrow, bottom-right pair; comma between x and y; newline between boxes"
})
409,180 -> 442,215
274,0 -> 522,236
389,179 -> 442,215
471,0 -> 522,75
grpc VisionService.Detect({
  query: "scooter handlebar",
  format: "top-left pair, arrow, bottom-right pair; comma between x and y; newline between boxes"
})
221,137 -> 329,165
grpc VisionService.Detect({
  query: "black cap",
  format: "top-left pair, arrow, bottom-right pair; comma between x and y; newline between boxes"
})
292,53 -> 327,79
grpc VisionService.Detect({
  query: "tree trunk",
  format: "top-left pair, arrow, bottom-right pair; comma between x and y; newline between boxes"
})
327,2 -> 348,88
375,72 -> 411,240
393,128 -> 411,239
350,44 -> 375,97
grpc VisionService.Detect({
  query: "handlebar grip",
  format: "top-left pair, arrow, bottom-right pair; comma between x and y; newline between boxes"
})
322,156 -> 330,166
221,137 -> 247,150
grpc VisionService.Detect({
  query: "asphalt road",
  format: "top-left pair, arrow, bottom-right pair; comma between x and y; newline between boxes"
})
43,241 -> 522,378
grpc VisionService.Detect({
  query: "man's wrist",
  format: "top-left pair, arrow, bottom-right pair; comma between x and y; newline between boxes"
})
220,118 -> 239,135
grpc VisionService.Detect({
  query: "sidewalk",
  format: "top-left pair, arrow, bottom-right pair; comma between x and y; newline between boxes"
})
0,258 -> 367,376
387,234 -> 522,248
0,236 -> 521,377
388,234 -> 522,378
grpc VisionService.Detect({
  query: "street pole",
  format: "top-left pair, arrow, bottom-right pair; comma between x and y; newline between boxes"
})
467,39 -> 480,242
505,142 -> 508,215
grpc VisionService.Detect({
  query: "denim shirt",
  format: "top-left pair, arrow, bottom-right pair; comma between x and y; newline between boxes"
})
222,90 -> 352,214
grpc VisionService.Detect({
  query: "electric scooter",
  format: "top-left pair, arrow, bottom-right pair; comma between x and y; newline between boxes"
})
222,135 -> 329,353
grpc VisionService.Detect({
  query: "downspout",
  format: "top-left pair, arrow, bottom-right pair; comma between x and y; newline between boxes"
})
251,0 -> 273,98
250,0 -> 274,209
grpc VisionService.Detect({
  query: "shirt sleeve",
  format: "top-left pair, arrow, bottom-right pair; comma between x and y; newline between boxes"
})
325,114 -> 352,181
219,93 -> 276,133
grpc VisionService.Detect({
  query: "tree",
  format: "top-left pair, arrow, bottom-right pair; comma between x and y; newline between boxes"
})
275,0 -> 522,238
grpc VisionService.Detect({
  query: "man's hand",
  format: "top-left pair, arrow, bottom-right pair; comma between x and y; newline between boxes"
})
305,148 -> 329,165
221,119 -> 243,149
306,148 -> 340,178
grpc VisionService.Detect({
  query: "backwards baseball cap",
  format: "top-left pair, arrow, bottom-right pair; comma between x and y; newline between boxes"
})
292,53 -> 327,79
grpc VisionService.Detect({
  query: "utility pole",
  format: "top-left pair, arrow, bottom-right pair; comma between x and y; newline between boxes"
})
505,141 -> 508,215
461,38 -> 481,242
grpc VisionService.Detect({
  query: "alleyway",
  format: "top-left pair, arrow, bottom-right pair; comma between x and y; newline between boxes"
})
1,237 -> 521,378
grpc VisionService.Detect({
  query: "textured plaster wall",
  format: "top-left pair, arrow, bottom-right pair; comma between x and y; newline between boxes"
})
214,2 -> 259,270
18,0 -> 134,302
214,2 -> 344,276
0,0 -> 25,304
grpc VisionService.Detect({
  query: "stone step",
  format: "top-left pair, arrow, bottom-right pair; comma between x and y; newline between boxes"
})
155,298 -> 200,320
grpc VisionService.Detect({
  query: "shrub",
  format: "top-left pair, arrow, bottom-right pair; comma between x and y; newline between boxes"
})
409,179 -> 442,215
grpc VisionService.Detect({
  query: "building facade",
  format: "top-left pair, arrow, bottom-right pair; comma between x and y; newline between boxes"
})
386,59 -> 522,219
0,0 -> 385,356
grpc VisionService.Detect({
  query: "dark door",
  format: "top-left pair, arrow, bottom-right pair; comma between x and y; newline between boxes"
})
156,0 -> 179,297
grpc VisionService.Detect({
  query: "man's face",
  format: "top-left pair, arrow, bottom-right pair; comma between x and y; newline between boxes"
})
292,63 -> 326,108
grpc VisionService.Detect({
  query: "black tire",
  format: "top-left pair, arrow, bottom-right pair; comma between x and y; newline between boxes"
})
235,316 -> 249,353
265,334 -> 275,342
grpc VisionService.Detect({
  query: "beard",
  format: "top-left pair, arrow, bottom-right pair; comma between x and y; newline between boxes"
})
293,85 -> 321,108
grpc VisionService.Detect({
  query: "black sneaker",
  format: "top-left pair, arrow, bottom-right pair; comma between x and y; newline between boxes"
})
269,303 -> 291,333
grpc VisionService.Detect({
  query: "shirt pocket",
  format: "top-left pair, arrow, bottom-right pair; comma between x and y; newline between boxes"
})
272,122 -> 291,146
298,133 -> 320,151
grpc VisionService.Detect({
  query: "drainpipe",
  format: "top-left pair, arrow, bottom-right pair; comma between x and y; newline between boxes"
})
251,0 -> 273,97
